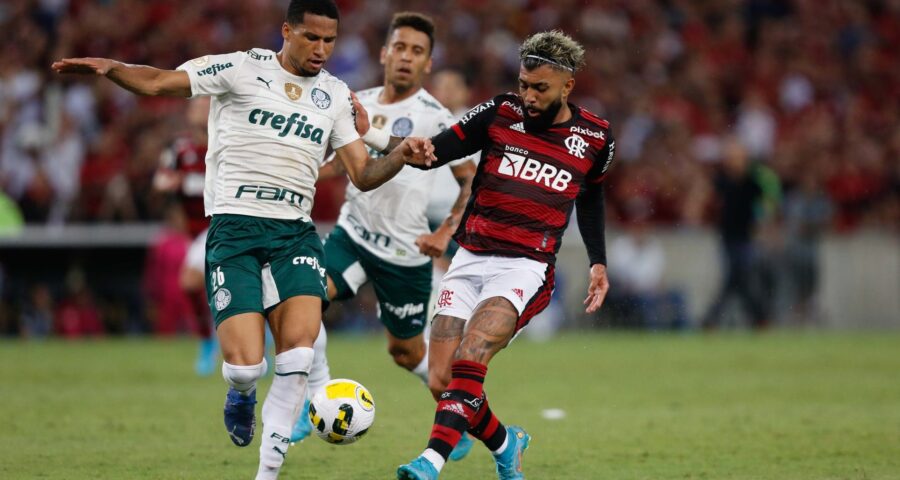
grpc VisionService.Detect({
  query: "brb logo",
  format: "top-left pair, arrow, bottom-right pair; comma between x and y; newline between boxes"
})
498,149 -> 572,191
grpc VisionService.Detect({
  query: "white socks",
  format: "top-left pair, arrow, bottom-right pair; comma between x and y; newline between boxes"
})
256,347 -> 314,480
307,322 -> 330,399
222,359 -> 267,395
411,347 -> 429,385
423,448 -> 446,472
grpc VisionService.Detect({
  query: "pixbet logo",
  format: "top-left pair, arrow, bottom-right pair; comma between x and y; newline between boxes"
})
570,125 -> 604,140
497,153 -> 572,191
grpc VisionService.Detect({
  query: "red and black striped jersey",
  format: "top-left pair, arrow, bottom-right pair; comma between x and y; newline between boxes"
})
159,137 -> 208,237
431,93 -> 615,264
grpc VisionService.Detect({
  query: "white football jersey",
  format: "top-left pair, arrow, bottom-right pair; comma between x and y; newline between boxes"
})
335,87 -> 472,266
178,49 -> 359,221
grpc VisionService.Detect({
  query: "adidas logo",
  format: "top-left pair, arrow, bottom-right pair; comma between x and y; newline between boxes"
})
441,402 -> 466,416
510,122 -> 525,133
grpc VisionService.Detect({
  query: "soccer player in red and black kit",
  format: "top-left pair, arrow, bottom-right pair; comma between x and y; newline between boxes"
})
153,96 -> 218,376
396,31 -> 614,480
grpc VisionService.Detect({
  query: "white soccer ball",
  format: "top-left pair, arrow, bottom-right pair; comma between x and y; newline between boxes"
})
308,378 -> 375,445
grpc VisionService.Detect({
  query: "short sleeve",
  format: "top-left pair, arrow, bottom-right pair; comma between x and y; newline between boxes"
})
436,108 -> 476,167
329,91 -> 361,150
429,96 -> 500,167
177,52 -> 246,98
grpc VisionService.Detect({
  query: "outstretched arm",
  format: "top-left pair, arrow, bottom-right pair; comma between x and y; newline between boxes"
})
332,137 -> 434,192
52,58 -> 191,97
416,161 -> 476,257
577,182 -> 610,314
350,93 -> 408,155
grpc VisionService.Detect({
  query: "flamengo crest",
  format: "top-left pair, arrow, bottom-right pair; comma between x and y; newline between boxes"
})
565,133 -> 588,159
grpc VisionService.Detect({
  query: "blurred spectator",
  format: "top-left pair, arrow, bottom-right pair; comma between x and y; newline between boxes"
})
54,267 -> 103,338
782,171 -> 833,324
0,0 -> 894,231
21,283 -> 54,338
701,138 -> 770,329
142,203 -> 192,336
606,207 -> 689,330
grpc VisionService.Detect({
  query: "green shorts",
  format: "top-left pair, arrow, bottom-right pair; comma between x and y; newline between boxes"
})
205,214 -> 327,327
325,226 -> 432,339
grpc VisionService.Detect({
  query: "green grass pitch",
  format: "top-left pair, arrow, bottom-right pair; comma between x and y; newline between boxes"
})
2,332 -> 899,479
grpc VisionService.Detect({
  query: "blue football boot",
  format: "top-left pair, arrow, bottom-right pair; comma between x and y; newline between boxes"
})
493,426 -> 530,479
449,432 -> 474,461
290,398 -> 312,444
223,387 -> 256,447
396,456 -> 439,480
194,337 -> 217,377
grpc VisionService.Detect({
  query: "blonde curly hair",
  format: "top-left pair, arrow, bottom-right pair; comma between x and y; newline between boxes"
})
519,30 -> 586,73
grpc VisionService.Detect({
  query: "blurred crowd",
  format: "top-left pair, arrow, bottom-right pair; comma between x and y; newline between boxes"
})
1,0 -> 898,229
1,0 -> 899,336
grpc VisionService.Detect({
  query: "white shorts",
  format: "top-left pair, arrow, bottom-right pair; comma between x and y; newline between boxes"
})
433,248 -> 555,331
184,229 -> 208,273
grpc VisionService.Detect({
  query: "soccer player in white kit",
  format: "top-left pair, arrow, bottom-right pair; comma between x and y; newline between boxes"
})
52,1 -> 434,479
291,13 -> 477,457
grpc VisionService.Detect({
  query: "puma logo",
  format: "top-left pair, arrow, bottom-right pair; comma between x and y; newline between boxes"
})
257,77 -> 272,89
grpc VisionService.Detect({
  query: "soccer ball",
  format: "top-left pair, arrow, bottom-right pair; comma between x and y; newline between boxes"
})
308,378 -> 375,445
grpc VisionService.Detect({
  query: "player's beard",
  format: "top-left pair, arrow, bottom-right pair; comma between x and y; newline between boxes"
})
524,98 -> 563,131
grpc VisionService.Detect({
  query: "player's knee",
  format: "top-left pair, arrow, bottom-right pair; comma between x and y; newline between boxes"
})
388,344 -> 423,371
222,359 -> 267,391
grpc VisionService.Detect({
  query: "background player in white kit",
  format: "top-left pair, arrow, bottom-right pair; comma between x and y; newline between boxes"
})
52,1 -> 434,479
293,13 -> 477,456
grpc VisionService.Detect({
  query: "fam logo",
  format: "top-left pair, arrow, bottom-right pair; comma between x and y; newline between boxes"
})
246,49 -> 273,61
284,82 -> 302,101
564,134 -> 589,159
235,184 -> 303,207
311,88 -> 331,109
498,151 -> 573,192
248,109 -> 325,143
391,117 -> 414,137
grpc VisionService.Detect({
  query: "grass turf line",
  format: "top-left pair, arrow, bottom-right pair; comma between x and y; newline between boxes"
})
1,332 -> 899,479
